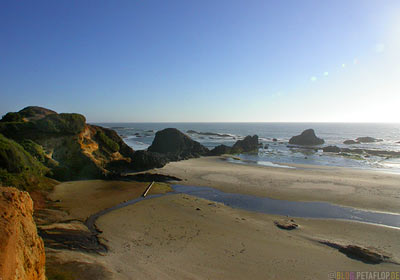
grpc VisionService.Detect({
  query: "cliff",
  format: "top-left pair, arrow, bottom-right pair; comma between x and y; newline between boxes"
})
0,186 -> 46,280
0,106 -> 136,184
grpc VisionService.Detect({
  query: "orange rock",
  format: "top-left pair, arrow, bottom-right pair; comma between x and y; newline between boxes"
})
0,187 -> 45,280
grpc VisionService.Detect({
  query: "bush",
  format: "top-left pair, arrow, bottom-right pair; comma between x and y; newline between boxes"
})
96,130 -> 120,153
0,112 -> 24,122
35,113 -> 86,134
20,139 -> 46,163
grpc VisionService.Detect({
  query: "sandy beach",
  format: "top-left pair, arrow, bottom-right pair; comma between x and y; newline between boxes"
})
43,157 -> 400,279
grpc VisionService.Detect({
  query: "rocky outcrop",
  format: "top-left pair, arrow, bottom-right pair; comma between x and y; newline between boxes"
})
208,135 -> 259,156
232,135 -> 259,153
322,146 -> 341,153
0,107 -> 137,183
186,130 -> 232,138
148,128 -> 208,160
356,137 -> 383,143
343,140 -> 359,145
0,187 -> 46,280
344,137 -> 383,144
208,144 -> 233,156
321,145 -> 400,158
130,150 -> 169,170
289,129 -> 324,146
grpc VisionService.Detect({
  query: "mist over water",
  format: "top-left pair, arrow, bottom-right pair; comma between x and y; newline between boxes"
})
95,122 -> 400,173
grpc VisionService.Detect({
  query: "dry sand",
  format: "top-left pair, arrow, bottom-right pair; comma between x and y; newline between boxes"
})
45,157 -> 400,279
97,194 -> 400,280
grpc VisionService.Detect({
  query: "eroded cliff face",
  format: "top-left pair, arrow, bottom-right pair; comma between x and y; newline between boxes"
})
0,186 -> 45,280
0,106 -> 136,182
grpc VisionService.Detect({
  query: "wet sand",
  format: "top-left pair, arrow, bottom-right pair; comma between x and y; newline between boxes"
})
153,156 -> 400,213
44,157 -> 400,279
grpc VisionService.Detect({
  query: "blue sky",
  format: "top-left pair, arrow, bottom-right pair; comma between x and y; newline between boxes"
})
1,0 -> 399,122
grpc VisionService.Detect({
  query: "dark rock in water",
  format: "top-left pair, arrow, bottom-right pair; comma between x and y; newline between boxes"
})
272,138 -> 278,142
264,144 -> 269,149
289,129 -> 324,146
274,219 -> 298,230
130,150 -> 169,170
232,135 -> 259,153
343,140 -> 360,145
148,128 -> 208,160
208,144 -> 232,156
187,130 -> 232,138
356,137 -> 383,143
319,241 -> 390,264
208,135 -> 259,155
323,146 -> 341,153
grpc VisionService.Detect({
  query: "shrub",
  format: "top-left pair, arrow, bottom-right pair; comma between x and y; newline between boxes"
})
96,130 -> 120,153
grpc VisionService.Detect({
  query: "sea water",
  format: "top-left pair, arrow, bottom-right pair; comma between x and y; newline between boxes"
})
94,122 -> 400,173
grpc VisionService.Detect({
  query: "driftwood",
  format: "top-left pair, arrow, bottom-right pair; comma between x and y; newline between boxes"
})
142,181 -> 155,197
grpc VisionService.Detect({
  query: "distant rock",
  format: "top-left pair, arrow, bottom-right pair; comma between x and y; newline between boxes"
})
148,128 -> 208,160
289,129 -> 324,146
232,135 -> 259,153
343,140 -> 359,145
186,130 -> 232,138
356,137 -> 383,143
207,144 -> 232,156
323,146 -> 341,153
272,138 -> 278,142
208,135 -> 259,156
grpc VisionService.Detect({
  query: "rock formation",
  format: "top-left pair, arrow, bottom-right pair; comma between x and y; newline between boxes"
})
322,146 -> 341,153
343,140 -> 359,145
231,135 -> 259,153
130,150 -> 169,170
289,129 -> 324,146
355,137 -> 383,143
0,106 -> 137,183
207,144 -> 233,156
0,186 -> 46,280
148,128 -> 209,160
208,135 -> 259,155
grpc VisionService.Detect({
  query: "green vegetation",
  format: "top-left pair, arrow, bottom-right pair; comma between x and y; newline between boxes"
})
35,113 -> 86,134
0,133 -> 55,191
96,130 -> 120,152
20,139 -> 46,163
0,112 -> 24,122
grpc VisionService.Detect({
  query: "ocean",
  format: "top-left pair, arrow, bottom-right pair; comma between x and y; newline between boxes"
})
94,122 -> 400,173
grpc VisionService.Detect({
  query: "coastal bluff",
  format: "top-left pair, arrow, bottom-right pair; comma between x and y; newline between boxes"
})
0,106 -> 136,184
0,186 -> 45,280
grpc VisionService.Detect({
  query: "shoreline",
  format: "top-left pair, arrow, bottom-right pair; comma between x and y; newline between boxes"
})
41,157 -> 400,279
149,156 -> 400,213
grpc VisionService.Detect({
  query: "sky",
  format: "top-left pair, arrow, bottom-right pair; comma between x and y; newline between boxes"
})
1,0 -> 400,122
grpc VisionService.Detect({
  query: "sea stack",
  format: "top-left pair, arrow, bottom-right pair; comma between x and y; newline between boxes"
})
289,129 -> 324,146
148,128 -> 209,160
